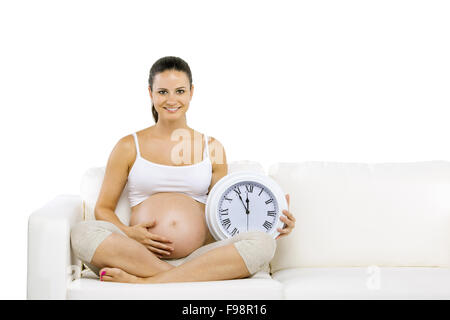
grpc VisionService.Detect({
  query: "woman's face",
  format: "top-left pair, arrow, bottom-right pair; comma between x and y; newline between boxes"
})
149,69 -> 194,121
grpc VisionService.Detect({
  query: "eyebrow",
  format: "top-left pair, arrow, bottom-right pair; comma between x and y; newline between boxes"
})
157,86 -> 186,90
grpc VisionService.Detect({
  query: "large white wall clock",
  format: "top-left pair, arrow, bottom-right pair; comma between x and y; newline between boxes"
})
205,171 -> 288,240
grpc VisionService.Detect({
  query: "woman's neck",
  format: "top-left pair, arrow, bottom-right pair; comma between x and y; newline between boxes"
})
152,118 -> 191,140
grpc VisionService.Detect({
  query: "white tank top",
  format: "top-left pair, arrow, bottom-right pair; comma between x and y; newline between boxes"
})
127,132 -> 213,207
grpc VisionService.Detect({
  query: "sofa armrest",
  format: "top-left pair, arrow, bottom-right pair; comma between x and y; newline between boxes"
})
27,194 -> 83,300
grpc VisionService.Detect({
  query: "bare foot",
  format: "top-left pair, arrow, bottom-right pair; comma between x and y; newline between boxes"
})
99,267 -> 142,283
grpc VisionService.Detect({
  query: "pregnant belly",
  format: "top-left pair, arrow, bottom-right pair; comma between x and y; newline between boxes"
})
129,192 -> 213,259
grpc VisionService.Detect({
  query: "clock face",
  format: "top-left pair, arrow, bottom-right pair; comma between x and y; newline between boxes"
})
217,181 -> 279,237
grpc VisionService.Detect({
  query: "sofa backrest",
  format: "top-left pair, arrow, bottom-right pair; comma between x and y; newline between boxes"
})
80,160 -> 265,225
268,161 -> 450,272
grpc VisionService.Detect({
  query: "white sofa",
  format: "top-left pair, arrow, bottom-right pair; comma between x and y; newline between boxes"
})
27,161 -> 450,300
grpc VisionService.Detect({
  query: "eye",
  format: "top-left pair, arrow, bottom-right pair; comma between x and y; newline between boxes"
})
158,89 -> 185,94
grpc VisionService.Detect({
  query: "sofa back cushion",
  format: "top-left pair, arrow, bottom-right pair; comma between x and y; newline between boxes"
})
268,161 -> 450,272
80,160 -> 265,226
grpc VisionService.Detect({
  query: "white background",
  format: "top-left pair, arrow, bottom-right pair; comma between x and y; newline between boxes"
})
1,0 -> 449,299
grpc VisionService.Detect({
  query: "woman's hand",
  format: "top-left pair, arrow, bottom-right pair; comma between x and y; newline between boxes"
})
276,194 -> 296,240
125,220 -> 174,258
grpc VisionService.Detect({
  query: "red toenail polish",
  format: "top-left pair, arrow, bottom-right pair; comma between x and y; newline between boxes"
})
101,271 -> 106,276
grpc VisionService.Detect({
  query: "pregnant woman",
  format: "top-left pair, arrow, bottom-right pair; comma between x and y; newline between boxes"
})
70,56 -> 296,284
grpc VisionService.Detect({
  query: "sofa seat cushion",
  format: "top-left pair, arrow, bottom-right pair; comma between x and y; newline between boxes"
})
67,271 -> 283,300
272,267 -> 450,299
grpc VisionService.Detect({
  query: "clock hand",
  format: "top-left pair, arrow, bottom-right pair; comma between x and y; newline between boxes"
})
245,192 -> 250,213
237,194 -> 248,214
246,192 -> 250,231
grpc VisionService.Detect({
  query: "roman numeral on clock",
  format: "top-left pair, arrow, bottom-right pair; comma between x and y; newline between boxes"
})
221,218 -> 231,230
219,208 -> 229,215
245,184 -> 254,193
233,187 -> 241,195
224,196 -> 233,203
267,210 -> 276,217
265,198 -> 273,205
231,228 -> 239,236
262,220 -> 273,231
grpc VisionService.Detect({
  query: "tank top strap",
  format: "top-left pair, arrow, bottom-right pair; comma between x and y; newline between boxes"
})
132,132 -> 141,158
203,134 -> 209,159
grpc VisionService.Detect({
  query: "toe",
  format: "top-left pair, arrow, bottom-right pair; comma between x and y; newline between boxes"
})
109,268 -> 121,277
99,267 -> 138,283
99,267 -> 109,280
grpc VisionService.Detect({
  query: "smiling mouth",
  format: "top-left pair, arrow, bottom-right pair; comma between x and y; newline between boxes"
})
163,107 -> 181,113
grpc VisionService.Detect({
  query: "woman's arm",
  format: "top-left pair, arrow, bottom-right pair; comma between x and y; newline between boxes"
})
207,136 -> 228,194
95,135 -> 133,234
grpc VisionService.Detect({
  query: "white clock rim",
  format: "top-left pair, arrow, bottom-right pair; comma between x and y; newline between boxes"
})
206,171 -> 288,240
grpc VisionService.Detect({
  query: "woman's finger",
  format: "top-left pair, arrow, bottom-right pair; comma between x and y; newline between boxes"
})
153,252 -> 164,259
147,239 -> 174,252
276,227 -> 290,239
280,216 -> 294,228
279,225 -> 291,233
149,233 -> 173,243
282,209 -> 296,222
281,212 -> 295,226
147,245 -> 172,256
148,250 -> 165,259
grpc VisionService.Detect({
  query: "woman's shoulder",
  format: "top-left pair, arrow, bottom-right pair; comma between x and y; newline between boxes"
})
120,127 -> 151,145
204,134 -> 227,166
205,134 -> 224,149
118,131 -> 137,148
113,134 -> 136,163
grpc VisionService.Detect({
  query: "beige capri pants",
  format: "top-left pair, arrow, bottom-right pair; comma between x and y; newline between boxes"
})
70,220 -> 277,277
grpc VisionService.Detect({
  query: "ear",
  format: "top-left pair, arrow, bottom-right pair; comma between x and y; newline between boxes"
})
148,86 -> 153,99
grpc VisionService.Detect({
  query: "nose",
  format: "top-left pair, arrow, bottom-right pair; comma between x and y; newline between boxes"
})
166,92 -> 178,106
